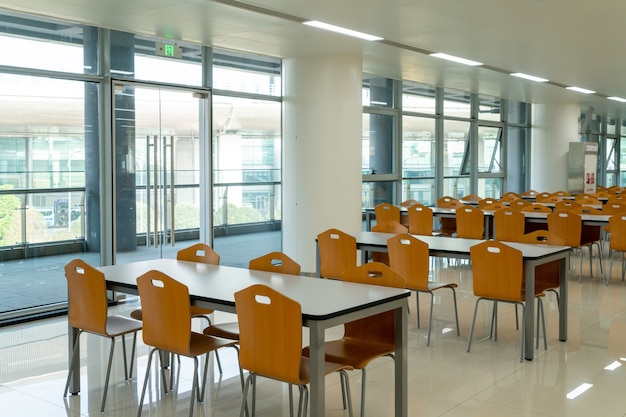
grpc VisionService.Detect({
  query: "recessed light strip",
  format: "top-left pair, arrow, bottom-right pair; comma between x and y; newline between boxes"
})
430,52 -> 482,67
608,96 -> 626,103
303,21 -> 382,41
567,86 -> 596,94
511,72 -> 549,83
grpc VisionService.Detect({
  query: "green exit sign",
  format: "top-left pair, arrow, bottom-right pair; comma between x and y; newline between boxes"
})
156,42 -> 182,58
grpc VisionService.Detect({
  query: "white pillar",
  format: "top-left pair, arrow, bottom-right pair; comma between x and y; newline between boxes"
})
530,103 -> 579,192
282,54 -> 363,273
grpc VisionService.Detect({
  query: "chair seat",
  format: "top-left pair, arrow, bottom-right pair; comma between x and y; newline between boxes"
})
130,306 -> 214,322
425,282 -> 458,292
104,315 -> 142,336
303,338 -> 394,369
297,356 -> 353,385
185,332 -> 237,357
203,322 -> 240,340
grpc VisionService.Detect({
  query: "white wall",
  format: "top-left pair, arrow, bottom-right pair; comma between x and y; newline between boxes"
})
282,54 -> 363,273
530,103 -> 579,192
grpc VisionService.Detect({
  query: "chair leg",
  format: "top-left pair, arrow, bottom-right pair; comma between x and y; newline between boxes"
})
121,334 -> 128,380
535,298 -> 547,350
339,370 -> 354,417
300,385 -> 309,417
137,347 -> 159,417
450,287 -> 460,337
239,374 -> 254,417
415,291 -> 421,329
466,299 -> 482,353
518,303 -> 526,363
63,330 -> 83,398
426,292 -> 434,346
129,332 -> 138,379
608,250 -> 615,285
359,368 -> 367,417
100,337 -> 116,413
188,357 -> 200,417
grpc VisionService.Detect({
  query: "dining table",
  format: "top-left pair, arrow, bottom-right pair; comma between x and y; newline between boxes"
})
67,258 -> 411,417
321,231 -> 571,361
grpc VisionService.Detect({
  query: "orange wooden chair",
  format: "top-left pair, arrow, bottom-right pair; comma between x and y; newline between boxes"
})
477,197 -> 500,209
508,198 -> 531,211
387,234 -> 459,346
494,208 -> 525,242
608,214 -> 626,285
371,220 -> 408,264
317,228 -> 357,279
407,203 -> 434,236
547,210 -> 592,282
521,203 -> 552,213
461,193 -> 482,203
235,284 -> 353,417
136,270 -> 240,417
304,262 -> 405,417
399,199 -> 419,207
521,189 -> 539,197
204,251 -> 302,347
455,205 -> 484,239
501,191 -> 521,200
554,200 -> 581,211
437,196 -> 463,236
374,202 -> 400,225
63,259 -> 142,413
467,241 -> 546,362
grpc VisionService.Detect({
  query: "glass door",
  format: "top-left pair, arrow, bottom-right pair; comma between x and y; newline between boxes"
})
113,81 -> 209,263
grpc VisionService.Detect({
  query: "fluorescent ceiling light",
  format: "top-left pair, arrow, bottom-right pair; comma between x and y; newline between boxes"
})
567,86 -> 596,94
566,383 -> 593,399
604,361 -> 622,371
608,96 -> 626,103
511,72 -> 549,83
430,52 -> 482,66
303,21 -> 382,41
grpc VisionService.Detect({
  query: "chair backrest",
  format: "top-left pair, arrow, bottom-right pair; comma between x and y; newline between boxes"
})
603,202 -> 626,215
610,214 -> 626,251
552,190 -> 571,197
470,241 -> 523,302
480,202 -> 506,211
136,270 -> 192,355
478,198 -> 499,209
437,196 -> 463,208
461,193 -> 482,202
570,205 -> 603,215
502,191 -> 521,200
494,208 -> 525,242
521,203 -> 552,213
317,228 -> 357,279
177,243 -> 220,265
387,234 -> 429,291
455,206 -> 484,239
536,195 -> 562,203
519,230 -> 566,246
521,189 -> 539,197
574,193 -> 596,201
372,220 -> 408,234
65,259 -> 108,334
340,262 -> 405,345
407,204 -> 434,236
547,210 -> 582,247
508,198 -> 531,210
554,200 -> 581,211
235,284 -> 303,385
399,199 -> 419,207
249,252 -> 301,275
374,203 -> 400,224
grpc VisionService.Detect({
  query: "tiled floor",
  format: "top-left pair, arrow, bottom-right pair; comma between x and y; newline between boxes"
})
3,253 -> 626,416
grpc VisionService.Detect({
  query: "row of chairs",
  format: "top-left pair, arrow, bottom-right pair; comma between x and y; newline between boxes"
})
64,246 -> 339,417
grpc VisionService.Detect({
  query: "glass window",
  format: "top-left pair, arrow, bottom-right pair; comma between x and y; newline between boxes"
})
212,95 -> 282,226
402,81 -> 436,114
363,113 -> 395,175
478,178 -> 501,199
443,120 -> 470,198
477,126 -> 502,173
443,89 -> 471,118
213,49 -> 282,96
362,77 -> 394,108
607,117 -> 617,135
402,115 -> 435,178
362,181 -> 394,208
478,95 -> 501,122
0,11 -> 97,74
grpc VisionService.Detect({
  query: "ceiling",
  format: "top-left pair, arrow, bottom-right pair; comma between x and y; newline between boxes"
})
4,0 -> 626,119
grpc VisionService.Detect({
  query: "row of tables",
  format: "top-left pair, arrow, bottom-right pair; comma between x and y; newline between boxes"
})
67,228 -> 572,417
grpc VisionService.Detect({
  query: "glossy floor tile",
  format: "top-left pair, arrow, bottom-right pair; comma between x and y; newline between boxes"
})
3,253 -> 626,416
